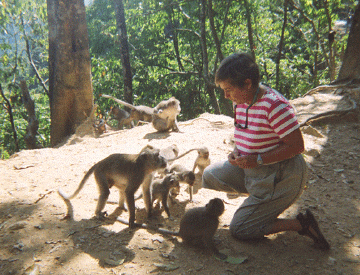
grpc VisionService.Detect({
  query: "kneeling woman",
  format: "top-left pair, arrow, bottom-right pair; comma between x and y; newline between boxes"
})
203,53 -> 329,250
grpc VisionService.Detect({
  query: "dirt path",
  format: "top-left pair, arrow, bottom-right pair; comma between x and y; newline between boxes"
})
1,110 -> 360,275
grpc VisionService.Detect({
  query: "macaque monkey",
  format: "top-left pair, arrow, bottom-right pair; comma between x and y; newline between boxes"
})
93,119 -> 108,135
159,144 -> 179,161
192,147 -> 211,175
58,145 -> 167,228
116,198 -> 227,260
102,94 -> 154,123
168,184 -> 180,203
151,173 -> 180,219
169,164 -> 196,201
109,106 -> 134,129
168,146 -> 211,176
152,97 -> 181,132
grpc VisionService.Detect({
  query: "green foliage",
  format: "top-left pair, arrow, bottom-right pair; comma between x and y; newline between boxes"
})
0,0 -> 358,158
0,0 -> 49,159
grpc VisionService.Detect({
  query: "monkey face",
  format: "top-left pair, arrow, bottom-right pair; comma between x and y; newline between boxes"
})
206,198 -> 225,217
184,172 -> 195,186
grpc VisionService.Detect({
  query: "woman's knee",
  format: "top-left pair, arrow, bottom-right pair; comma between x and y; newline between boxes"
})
201,165 -> 217,189
229,221 -> 267,240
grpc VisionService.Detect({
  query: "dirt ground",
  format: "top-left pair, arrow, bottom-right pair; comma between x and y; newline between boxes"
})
1,92 -> 360,274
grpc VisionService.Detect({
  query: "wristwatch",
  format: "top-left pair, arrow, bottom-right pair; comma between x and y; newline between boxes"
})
257,154 -> 264,166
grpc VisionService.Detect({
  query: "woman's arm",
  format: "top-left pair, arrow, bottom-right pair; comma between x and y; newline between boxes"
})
228,128 -> 305,169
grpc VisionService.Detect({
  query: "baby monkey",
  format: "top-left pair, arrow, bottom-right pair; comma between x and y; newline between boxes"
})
169,164 -> 196,201
151,173 -> 180,219
58,145 -> 167,228
168,147 -> 211,176
93,119 -> 108,135
116,198 -> 227,260
109,106 -> 134,129
191,147 -> 211,175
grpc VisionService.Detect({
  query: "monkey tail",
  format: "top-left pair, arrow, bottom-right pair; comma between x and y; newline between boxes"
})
116,217 -> 179,236
156,227 -> 180,236
167,148 -> 198,162
101,94 -> 136,110
58,165 -> 96,200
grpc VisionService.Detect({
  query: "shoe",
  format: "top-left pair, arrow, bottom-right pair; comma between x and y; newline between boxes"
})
296,209 -> 330,250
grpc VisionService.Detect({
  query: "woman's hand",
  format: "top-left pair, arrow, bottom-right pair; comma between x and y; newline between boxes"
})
228,149 -> 257,169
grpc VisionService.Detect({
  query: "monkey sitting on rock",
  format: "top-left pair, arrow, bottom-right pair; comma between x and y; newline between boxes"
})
152,97 -> 181,132
116,198 -> 227,260
101,94 -> 181,133
57,145 -> 167,228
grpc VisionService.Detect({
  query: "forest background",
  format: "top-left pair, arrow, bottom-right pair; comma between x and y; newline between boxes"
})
0,0 -> 357,158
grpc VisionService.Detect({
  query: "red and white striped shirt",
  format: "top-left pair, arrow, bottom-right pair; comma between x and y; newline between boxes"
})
234,86 -> 299,155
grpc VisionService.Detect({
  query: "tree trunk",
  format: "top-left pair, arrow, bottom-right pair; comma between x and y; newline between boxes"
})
324,0 -> 336,82
243,0 -> 256,61
20,80 -> 41,149
0,84 -> 19,152
200,0 -> 220,114
114,0 -> 133,104
47,0 -> 93,146
336,3 -> 360,82
275,0 -> 288,91
208,0 -> 233,116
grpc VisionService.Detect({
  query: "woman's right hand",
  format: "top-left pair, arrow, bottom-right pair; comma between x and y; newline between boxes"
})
228,148 -> 240,165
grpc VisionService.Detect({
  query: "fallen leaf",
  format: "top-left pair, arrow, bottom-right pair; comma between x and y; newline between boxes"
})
24,263 -> 40,275
104,258 -> 125,266
215,254 -> 248,264
153,262 -> 179,271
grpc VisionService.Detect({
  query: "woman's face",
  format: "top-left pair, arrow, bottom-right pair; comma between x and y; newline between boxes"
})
219,79 -> 253,105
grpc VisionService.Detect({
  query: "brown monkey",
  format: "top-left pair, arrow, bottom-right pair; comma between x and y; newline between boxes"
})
57,145 -> 167,228
168,184 -> 180,203
152,97 -> 181,132
109,106 -> 134,129
192,147 -> 211,175
151,173 -> 180,219
168,146 -> 211,176
93,119 -> 108,135
116,198 -> 227,260
169,164 -> 196,201
102,94 -> 154,123
159,144 -> 179,161
158,144 -> 180,176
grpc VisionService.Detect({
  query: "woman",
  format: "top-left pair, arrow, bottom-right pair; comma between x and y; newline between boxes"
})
202,53 -> 330,250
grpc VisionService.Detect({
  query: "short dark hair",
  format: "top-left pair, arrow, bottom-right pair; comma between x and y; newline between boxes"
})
215,53 -> 260,88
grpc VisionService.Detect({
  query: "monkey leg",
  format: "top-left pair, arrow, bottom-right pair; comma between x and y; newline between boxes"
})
202,235 -> 227,260
171,120 -> 180,132
118,188 -> 127,210
189,186 -> 193,202
162,195 -> 172,218
141,177 -> 153,219
125,190 -> 137,228
95,188 -> 110,219
106,189 -> 126,219
94,174 -> 111,219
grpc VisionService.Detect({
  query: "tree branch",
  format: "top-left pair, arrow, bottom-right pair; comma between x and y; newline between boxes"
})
0,84 -> 19,152
20,15 -> 49,97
